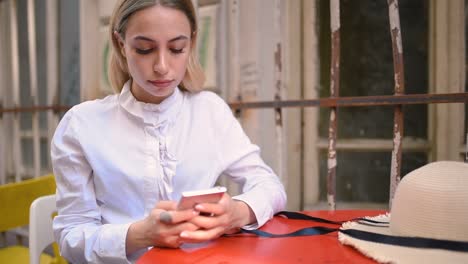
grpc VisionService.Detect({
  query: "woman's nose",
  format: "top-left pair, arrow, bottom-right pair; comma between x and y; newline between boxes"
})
153,51 -> 168,75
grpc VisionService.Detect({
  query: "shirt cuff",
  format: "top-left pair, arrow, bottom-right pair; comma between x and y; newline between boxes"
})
99,223 -> 133,263
232,194 -> 271,230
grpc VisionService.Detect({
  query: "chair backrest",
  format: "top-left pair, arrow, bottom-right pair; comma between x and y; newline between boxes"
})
29,194 -> 62,264
0,174 -> 56,232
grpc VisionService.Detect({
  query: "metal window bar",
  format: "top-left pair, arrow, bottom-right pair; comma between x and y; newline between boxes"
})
9,0 -> 22,183
0,0 -> 6,185
2,93 -> 468,113
273,0 -> 285,190
387,0 -> 405,207
27,0 -> 41,180
45,0 -> 59,169
327,0 -> 340,211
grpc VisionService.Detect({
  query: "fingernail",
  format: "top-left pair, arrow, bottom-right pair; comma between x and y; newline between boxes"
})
180,232 -> 188,238
159,211 -> 172,224
195,204 -> 204,210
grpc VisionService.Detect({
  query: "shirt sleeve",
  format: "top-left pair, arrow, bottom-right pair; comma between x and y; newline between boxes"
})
51,110 -> 135,264
215,100 -> 287,229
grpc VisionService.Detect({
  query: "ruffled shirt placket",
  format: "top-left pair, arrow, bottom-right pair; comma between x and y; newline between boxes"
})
118,81 -> 182,215
151,120 -> 177,201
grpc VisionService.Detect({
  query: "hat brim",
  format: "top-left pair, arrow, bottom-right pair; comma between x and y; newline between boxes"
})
338,214 -> 468,264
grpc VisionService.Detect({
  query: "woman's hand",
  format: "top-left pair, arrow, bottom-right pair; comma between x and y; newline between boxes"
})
125,201 -> 199,254
179,193 -> 256,243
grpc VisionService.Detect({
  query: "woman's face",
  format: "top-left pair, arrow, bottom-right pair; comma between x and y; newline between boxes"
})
119,5 -> 192,104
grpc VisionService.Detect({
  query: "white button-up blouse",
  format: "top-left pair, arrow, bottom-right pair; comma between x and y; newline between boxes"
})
51,81 -> 286,263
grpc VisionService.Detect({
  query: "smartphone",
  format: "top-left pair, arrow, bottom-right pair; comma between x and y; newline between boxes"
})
177,186 -> 227,210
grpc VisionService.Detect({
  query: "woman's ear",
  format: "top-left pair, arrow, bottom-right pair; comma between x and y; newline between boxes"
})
113,31 -> 126,58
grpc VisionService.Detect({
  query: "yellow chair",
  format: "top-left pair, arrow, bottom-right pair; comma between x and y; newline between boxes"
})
0,174 -> 67,264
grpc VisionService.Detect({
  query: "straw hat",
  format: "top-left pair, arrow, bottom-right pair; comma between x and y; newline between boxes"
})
338,161 -> 468,264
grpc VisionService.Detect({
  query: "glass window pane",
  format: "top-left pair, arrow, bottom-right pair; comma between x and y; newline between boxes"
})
17,0 -> 32,130
60,0 -> 81,106
36,1 -> 49,132
40,138 -> 49,170
316,0 -> 430,204
319,0 -> 428,139
318,151 -> 428,203
21,138 -> 33,170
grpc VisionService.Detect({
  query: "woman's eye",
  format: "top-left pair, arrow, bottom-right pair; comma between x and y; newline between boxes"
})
171,48 -> 184,54
136,48 -> 153,55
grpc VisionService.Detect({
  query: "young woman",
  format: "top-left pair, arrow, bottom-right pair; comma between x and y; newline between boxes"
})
51,0 -> 286,263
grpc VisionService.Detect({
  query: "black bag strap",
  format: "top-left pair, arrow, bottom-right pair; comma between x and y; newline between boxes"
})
274,211 -> 388,225
236,211 -> 387,238
240,226 -> 338,238
234,211 -> 468,253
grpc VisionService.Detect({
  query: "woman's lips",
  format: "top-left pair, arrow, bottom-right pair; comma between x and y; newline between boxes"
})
148,80 -> 173,88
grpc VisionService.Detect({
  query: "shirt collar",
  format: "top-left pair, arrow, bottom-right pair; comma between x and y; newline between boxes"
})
118,80 -> 184,125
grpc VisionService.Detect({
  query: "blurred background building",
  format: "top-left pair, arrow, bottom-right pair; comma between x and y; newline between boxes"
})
0,0 -> 467,212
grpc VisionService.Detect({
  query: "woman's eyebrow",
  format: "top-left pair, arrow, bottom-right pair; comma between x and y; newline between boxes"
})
133,35 -> 189,43
168,35 -> 189,43
134,35 -> 155,42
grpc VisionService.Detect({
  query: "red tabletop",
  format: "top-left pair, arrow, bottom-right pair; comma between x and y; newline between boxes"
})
137,210 -> 386,264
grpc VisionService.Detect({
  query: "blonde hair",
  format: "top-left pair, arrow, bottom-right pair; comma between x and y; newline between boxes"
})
108,0 -> 205,92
